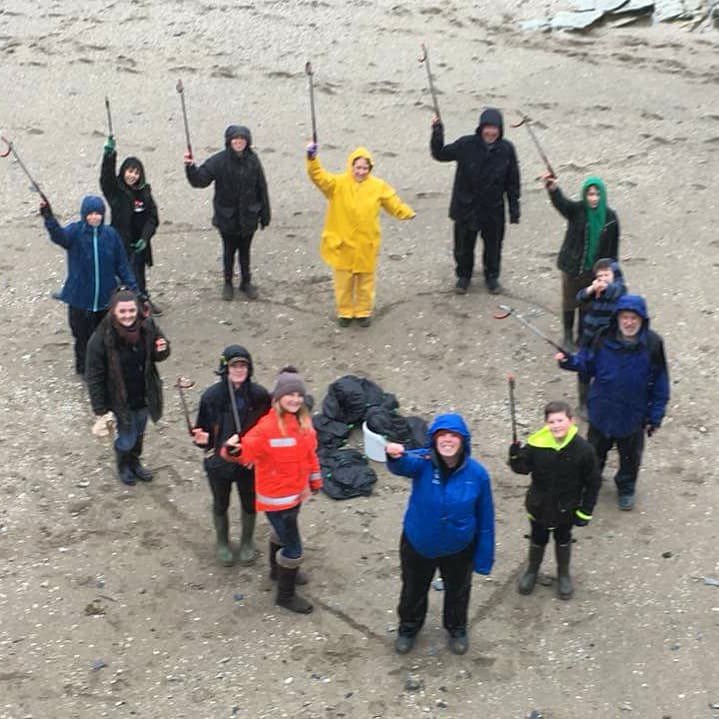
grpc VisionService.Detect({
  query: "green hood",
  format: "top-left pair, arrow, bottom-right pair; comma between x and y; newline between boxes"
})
581,175 -> 607,270
527,424 -> 578,451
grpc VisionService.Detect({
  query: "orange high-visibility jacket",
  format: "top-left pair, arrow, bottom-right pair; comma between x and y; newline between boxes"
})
222,408 -> 322,512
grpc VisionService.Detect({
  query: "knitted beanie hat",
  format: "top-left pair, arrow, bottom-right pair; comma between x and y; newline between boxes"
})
271,366 -> 306,401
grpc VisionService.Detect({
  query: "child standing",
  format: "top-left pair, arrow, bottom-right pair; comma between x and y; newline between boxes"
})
306,143 -> 415,327
222,367 -> 321,614
509,401 -> 600,600
100,136 -> 161,314
40,196 -> 136,375
575,258 -> 627,416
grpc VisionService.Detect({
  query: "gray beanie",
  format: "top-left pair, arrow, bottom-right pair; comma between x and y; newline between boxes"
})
272,366 -> 306,401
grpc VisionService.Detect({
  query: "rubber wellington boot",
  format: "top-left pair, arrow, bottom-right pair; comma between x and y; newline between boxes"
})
237,510 -> 257,565
115,448 -> 136,486
276,561 -> 313,614
269,540 -> 308,584
221,282 -> 234,301
518,543 -> 546,595
556,543 -> 574,600
129,435 -> 153,482
212,513 -> 234,566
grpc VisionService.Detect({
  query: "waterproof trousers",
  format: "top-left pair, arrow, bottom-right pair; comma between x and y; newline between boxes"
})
397,533 -> 474,639
333,269 -> 375,319
529,519 -> 572,547
588,424 -> 645,497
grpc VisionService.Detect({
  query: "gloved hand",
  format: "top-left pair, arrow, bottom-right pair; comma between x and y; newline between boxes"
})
509,211 -> 520,225
573,509 -> 591,527
104,135 -> 116,154
39,200 -> 53,219
646,424 -> 658,438
131,238 -> 147,253
92,412 -> 115,438
306,142 -> 318,160
508,441 -> 521,460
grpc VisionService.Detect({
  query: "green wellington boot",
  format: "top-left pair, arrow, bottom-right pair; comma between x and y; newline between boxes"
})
212,513 -> 234,566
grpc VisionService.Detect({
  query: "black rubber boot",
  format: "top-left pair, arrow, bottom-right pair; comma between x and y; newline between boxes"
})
276,554 -> 313,614
129,435 -> 153,482
237,510 -> 257,565
212,514 -> 234,566
556,543 -> 574,600
269,540 -> 308,584
222,282 -> 234,301
115,448 -> 136,486
517,543 -> 545,595
240,281 -> 258,300
562,310 -> 576,353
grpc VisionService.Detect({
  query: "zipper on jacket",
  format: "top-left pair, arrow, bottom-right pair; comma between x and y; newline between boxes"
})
92,227 -> 100,312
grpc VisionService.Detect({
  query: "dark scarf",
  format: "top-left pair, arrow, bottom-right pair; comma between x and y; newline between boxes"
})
112,317 -> 142,345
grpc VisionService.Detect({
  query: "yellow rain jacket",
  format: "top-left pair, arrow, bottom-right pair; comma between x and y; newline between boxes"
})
307,147 -> 415,273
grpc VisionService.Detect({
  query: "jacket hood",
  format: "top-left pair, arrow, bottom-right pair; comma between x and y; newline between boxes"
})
118,156 -> 147,189
427,413 -> 472,456
346,146 -> 374,173
608,294 -> 650,338
80,195 -> 106,221
216,344 -> 253,378
225,125 -> 252,148
581,175 -> 607,207
476,107 -> 504,139
528,423 -> 578,451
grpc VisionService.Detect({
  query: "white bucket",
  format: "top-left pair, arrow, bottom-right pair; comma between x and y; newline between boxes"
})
362,421 -> 387,463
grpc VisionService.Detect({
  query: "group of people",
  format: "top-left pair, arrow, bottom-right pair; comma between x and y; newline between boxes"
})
30,104 -> 670,656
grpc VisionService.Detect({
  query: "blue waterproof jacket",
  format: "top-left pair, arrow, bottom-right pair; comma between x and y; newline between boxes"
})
386,413 -> 495,574
44,195 -> 136,312
560,294 -> 670,437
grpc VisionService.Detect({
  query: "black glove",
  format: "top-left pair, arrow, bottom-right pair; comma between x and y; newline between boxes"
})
573,509 -> 591,527
646,424 -> 657,438
39,201 -> 53,219
509,213 -> 520,225
508,442 -> 521,461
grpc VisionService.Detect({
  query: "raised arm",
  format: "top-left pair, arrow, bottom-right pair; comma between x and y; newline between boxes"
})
430,120 -> 458,162
306,153 -> 337,198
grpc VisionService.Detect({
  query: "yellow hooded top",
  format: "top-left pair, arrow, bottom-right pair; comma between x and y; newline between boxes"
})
307,147 -> 415,273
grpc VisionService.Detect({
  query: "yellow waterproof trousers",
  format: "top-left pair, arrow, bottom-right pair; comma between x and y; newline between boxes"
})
333,269 -> 376,319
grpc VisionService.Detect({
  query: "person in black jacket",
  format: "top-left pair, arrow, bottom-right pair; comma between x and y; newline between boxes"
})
190,345 -> 271,566
508,401 -> 600,600
100,138 -> 161,314
184,125 -> 271,301
86,288 -> 170,485
430,108 -> 520,295
542,173 -> 620,352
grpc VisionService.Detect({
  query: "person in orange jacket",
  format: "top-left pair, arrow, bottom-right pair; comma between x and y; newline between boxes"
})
306,143 -> 415,327
223,366 -> 321,614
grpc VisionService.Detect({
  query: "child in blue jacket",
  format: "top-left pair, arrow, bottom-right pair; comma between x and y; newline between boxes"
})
41,195 -> 136,374
386,413 -> 494,657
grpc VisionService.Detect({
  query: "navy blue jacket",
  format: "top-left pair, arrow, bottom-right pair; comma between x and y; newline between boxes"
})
576,262 -> 627,348
387,413 -> 495,574
560,295 -> 670,437
44,195 -> 136,312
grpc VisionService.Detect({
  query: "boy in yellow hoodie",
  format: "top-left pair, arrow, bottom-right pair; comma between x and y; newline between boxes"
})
306,144 -> 415,326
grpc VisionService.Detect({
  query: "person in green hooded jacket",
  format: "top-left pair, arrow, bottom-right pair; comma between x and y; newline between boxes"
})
542,173 -> 620,352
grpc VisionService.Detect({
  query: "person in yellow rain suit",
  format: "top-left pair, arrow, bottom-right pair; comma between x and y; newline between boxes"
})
306,143 -> 415,327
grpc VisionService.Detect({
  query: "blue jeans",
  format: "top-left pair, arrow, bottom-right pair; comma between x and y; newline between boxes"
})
265,505 -> 302,559
115,408 -> 149,453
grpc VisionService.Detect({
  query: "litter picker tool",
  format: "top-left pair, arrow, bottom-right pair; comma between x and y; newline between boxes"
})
508,373 -> 517,445
105,95 -> 114,138
227,374 -> 242,436
175,376 -> 195,436
511,110 -> 556,179
305,61 -> 318,143
175,79 -> 193,157
493,304 -> 568,354
418,43 -> 441,121
0,135 -> 49,204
